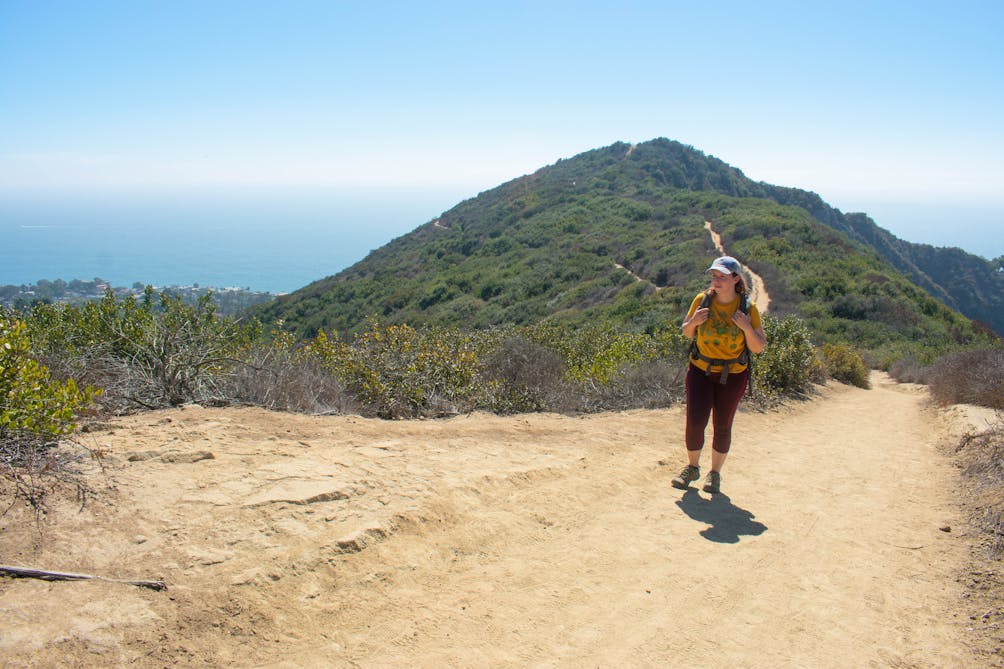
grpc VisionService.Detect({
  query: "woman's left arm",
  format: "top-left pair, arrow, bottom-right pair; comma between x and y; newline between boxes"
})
732,311 -> 766,354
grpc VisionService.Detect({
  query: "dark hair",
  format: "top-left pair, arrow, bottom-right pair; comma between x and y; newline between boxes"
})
733,271 -> 748,294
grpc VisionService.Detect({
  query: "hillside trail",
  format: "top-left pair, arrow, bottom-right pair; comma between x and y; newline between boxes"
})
0,372 -> 990,668
705,220 -> 770,314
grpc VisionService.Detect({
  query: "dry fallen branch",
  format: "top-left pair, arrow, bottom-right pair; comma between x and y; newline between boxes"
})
0,564 -> 167,591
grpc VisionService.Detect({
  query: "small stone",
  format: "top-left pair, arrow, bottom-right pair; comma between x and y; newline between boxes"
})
128,451 -> 162,462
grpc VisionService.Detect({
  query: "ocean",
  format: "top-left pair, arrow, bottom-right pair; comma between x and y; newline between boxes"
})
0,188 -> 464,294
3,190 -> 1001,296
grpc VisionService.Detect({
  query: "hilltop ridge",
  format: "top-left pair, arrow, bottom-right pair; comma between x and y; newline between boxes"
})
254,139 -> 1000,352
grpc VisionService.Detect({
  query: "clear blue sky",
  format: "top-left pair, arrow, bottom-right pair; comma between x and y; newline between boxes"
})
2,0 -> 1002,258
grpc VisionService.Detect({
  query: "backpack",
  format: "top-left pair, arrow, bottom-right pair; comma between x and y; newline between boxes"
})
689,290 -> 752,384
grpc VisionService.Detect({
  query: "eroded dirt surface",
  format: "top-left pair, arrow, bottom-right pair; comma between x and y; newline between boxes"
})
1,373 -> 993,668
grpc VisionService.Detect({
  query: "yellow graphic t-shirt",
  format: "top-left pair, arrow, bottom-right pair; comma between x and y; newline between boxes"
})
687,292 -> 762,375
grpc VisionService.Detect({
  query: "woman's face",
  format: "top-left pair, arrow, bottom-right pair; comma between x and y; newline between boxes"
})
710,270 -> 737,291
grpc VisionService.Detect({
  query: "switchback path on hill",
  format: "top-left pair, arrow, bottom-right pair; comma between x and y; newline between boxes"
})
0,373 -> 990,667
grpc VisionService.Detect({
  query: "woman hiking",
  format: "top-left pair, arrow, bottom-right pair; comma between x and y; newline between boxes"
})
672,255 -> 766,494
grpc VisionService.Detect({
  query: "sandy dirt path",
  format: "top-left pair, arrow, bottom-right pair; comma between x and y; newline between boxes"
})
0,373 -> 985,668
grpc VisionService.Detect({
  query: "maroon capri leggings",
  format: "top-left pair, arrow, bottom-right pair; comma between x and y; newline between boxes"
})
685,363 -> 750,454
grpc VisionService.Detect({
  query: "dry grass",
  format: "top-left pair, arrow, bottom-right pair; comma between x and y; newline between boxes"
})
954,412 -> 1004,663
957,414 -> 1004,560
0,432 -> 95,523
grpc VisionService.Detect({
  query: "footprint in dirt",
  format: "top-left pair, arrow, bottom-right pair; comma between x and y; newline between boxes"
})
675,489 -> 768,543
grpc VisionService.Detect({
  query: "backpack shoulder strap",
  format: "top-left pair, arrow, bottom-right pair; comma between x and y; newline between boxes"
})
690,290 -> 752,384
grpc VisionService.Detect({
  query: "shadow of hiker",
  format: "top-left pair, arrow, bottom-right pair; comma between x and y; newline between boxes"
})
675,489 -> 768,543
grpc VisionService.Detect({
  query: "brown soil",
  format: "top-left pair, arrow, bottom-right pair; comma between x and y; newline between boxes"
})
1,373 -> 998,668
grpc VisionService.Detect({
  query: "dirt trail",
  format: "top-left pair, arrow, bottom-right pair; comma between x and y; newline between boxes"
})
705,220 -> 770,313
0,373 -> 987,668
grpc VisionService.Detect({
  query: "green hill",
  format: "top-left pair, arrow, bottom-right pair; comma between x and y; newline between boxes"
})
254,139 -> 1000,356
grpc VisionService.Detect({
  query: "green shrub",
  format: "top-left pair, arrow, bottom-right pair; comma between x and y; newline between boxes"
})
520,323 -> 689,385
754,315 -> 820,397
820,343 -> 870,389
317,321 -> 481,418
0,316 -> 99,442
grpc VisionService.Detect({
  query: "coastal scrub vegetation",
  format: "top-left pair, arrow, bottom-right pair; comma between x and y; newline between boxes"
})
3,290 -> 1001,513
5,294 -> 816,420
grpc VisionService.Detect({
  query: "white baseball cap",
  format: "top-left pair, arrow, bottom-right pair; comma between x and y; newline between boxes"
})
706,256 -> 742,275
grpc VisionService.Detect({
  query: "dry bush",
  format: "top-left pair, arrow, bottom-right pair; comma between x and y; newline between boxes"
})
890,346 -> 1004,559
579,359 -> 686,412
41,351 -> 225,415
1,431 -> 93,519
927,347 -> 1004,409
977,504 -> 1004,561
956,413 -> 1004,559
40,345 -> 358,417
480,336 -> 574,414
886,356 -> 929,384
222,346 -> 359,415
36,352 -> 122,412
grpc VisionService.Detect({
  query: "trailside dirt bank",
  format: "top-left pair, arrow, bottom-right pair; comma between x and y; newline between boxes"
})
1,373 -> 996,668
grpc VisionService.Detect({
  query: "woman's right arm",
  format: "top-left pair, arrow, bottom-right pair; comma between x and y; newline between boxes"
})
681,310 -> 708,338
681,302 -> 709,338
